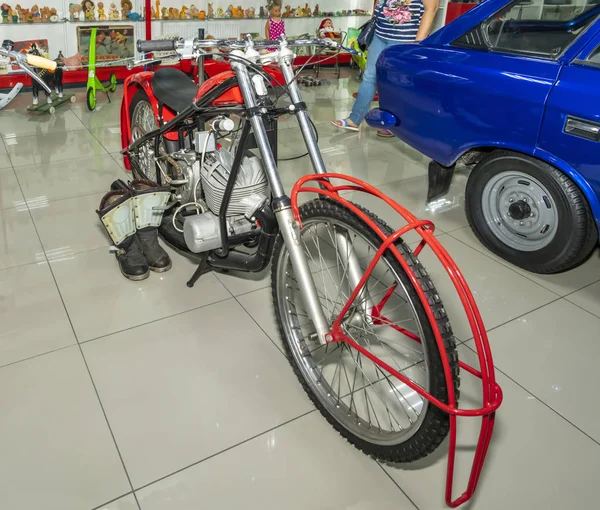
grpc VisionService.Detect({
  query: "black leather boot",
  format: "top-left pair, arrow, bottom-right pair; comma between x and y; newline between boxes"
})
97,190 -> 150,281
130,179 -> 172,273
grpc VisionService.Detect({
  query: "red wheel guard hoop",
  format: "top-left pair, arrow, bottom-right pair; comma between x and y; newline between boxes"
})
290,174 -> 503,508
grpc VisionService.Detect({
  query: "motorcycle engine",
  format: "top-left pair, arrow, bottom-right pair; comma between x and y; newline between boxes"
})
182,146 -> 269,254
168,150 -> 201,205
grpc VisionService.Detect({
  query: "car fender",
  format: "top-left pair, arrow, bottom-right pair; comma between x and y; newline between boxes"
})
532,147 -> 600,232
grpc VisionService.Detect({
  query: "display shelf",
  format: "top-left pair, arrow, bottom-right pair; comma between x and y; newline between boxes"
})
1,19 -> 67,24
154,13 -> 372,21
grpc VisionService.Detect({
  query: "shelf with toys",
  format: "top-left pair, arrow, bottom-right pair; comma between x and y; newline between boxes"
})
0,0 -> 449,90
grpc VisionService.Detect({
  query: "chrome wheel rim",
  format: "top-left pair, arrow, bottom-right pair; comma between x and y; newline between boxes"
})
481,170 -> 558,252
131,100 -> 159,182
276,216 -> 431,445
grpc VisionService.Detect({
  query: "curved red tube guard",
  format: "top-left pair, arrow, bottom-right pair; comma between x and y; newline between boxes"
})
291,173 -> 503,508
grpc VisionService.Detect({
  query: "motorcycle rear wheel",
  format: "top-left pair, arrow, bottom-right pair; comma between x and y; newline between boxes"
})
271,198 -> 459,462
129,90 -> 161,183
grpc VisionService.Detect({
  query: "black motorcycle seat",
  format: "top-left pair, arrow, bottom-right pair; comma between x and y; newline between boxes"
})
151,67 -> 198,113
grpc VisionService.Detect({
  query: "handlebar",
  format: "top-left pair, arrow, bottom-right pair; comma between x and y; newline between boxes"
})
0,46 -> 55,94
26,54 -> 57,71
137,39 -> 177,53
136,36 -> 359,56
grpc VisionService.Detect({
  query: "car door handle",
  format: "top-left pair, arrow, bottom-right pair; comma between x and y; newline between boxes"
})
564,116 -> 600,142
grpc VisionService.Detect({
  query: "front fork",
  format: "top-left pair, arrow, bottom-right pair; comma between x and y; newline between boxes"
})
278,52 -> 374,325
232,57 -> 370,344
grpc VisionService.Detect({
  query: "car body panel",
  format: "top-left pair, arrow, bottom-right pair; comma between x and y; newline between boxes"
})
368,0 -> 600,231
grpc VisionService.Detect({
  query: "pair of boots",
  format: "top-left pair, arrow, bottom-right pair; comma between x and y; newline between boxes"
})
97,179 -> 172,281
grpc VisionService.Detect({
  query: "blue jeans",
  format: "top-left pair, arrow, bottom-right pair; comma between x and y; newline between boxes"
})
349,35 -> 399,126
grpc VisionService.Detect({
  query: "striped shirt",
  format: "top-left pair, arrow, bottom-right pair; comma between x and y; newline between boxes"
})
375,0 -> 424,42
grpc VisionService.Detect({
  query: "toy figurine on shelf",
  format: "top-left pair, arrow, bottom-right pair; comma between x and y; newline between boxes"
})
259,6 -> 265,17
224,5 -> 232,17
313,4 -> 319,16
97,1 -> 106,19
108,2 -> 117,18
207,2 -> 213,18
1,3 -> 10,23
40,5 -> 49,21
161,6 -> 167,18
31,4 -> 41,21
198,9 -> 205,19
283,5 -> 291,17
11,6 -> 18,22
121,0 -> 131,20
293,6 -> 302,17
319,18 -> 340,38
189,4 -> 198,17
216,7 -> 223,18
245,6 -> 254,18
81,0 -> 95,20
154,0 -> 159,18
303,3 -> 310,16
128,10 -> 141,19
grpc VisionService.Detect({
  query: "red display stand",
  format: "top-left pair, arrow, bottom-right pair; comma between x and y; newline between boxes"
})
445,2 -> 478,24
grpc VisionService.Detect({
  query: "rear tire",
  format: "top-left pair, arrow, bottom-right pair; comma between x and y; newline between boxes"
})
466,150 -> 598,274
129,90 -> 160,182
271,198 -> 459,463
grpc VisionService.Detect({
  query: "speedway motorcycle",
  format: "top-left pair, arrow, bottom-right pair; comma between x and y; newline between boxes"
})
109,36 -> 502,507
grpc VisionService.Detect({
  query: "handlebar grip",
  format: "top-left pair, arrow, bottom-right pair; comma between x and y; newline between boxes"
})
26,54 -> 57,71
137,39 -> 177,53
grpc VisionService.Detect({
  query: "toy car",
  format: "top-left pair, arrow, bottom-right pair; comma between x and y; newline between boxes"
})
367,0 -> 600,274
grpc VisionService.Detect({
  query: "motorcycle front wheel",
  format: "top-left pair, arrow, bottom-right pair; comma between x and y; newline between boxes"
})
271,198 -> 460,462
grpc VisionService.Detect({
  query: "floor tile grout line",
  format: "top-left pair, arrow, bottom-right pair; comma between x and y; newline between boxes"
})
375,462 -> 421,510
444,226 -> 600,300
89,491 -> 135,510
79,294 -> 236,346
0,344 -> 75,371
233,293 -> 288,359
462,340 -> 600,449
445,231 -> 563,299
134,409 -> 317,493
561,296 -> 600,322
460,296 -> 563,345
9,169 -> 144,510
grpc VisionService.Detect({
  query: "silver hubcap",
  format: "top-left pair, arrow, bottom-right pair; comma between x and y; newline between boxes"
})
481,171 -> 558,251
131,100 -> 159,182
277,216 -> 431,445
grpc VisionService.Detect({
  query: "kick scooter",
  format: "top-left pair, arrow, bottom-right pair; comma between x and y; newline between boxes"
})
85,27 -> 117,111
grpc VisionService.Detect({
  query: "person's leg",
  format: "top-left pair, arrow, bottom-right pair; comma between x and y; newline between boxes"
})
332,36 -> 387,130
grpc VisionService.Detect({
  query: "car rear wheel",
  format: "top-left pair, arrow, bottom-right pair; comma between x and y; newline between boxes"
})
465,150 -> 598,274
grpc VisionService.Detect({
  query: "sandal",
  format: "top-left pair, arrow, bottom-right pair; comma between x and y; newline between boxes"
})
331,119 -> 359,132
377,129 -> 394,138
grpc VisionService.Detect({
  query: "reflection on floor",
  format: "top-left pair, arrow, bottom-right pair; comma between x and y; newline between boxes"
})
1,70 -> 599,510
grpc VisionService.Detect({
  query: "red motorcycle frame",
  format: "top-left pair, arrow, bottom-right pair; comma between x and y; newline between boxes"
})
120,37 -> 503,507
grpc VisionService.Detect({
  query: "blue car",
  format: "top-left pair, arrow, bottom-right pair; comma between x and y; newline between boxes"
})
367,0 -> 600,274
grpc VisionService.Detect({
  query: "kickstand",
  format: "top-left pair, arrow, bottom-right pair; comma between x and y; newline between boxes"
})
186,253 -> 209,288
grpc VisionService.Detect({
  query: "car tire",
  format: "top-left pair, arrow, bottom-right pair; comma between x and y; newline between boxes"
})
465,150 -> 598,274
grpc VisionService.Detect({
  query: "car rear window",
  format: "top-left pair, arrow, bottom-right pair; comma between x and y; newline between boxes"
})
454,0 -> 600,59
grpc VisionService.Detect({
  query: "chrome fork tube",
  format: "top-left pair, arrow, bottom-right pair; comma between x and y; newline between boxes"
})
279,55 -> 374,323
232,60 -> 330,343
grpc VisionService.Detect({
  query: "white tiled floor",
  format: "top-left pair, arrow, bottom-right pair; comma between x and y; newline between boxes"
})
1,71 -> 600,510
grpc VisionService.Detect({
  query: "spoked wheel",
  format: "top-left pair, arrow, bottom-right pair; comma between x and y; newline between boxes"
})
272,199 -> 459,462
129,90 -> 162,182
